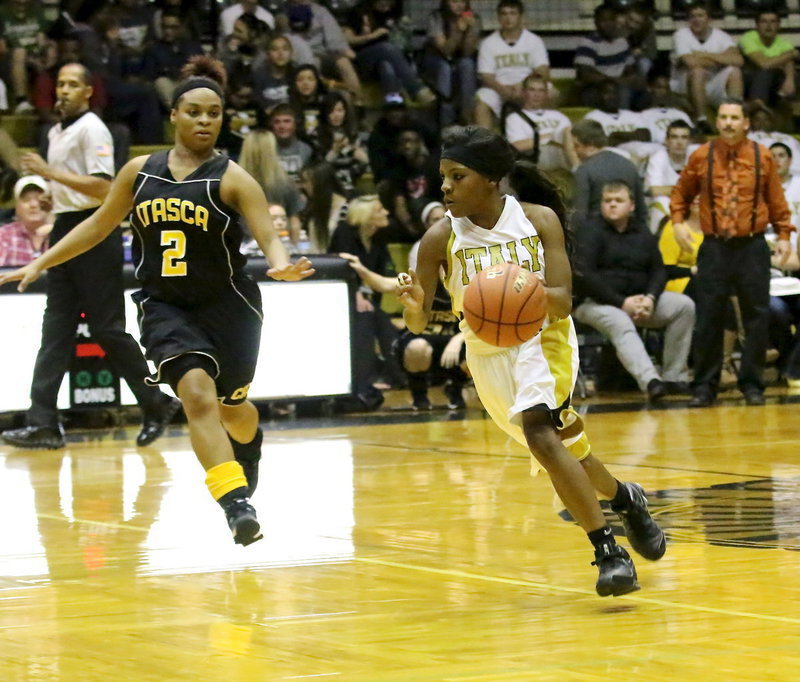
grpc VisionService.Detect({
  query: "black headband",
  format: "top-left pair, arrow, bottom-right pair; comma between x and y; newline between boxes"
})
171,77 -> 225,108
441,142 -> 513,181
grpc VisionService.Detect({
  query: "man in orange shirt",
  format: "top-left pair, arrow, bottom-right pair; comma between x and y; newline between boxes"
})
670,97 -> 794,406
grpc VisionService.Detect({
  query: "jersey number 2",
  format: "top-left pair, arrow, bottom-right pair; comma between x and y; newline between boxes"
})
161,231 -> 187,277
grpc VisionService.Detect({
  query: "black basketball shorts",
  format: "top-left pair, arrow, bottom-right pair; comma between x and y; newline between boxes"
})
132,279 -> 263,405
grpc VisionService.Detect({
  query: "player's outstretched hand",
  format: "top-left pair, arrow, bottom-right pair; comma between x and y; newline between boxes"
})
0,263 -> 43,292
396,269 -> 424,312
267,256 -> 315,281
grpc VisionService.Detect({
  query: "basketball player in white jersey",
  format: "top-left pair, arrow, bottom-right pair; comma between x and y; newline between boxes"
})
396,126 -> 666,597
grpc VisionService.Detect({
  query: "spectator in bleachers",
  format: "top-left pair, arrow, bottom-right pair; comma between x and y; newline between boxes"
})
85,9 -> 163,144
422,0 -> 481,126
740,9 -> 797,107
220,0 -> 275,38
766,142 -> 800,382
504,73 -> 577,171
645,119 -> 692,233
329,195 -> 400,409
574,181 -> 695,401
319,90 -> 369,195
747,102 -> 800,175
298,160 -> 349,251
623,2 -> 658,79
219,13 -> 271,89
342,0 -> 436,107
152,0 -> 203,43
381,128 -> 441,241
252,33 -> 294,110
574,3 -> 642,109
109,0 -> 156,78
0,0 -> 52,113
392,199 -> 467,410
584,80 -> 657,166
142,9 -> 204,110
217,75 -> 258,159
669,1 -> 743,134
270,102 -> 314,182
289,63 -> 327,148
239,127 -> 304,243
283,0 -> 363,103
367,99 -> 439,183
474,0 -> 549,130
572,119 -> 647,227
659,195 -> 703,298
639,72 -> 694,144
0,175 -> 51,266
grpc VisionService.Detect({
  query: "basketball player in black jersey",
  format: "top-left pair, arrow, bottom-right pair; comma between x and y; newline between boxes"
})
0,57 -> 314,548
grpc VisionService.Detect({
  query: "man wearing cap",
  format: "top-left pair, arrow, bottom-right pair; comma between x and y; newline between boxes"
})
1,62 -> 177,450
0,175 -> 52,266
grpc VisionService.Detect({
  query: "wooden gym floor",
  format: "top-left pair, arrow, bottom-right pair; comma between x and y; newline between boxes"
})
1,386 -> 800,681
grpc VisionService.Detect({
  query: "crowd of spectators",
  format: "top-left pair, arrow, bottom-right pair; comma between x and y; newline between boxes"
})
2,0 -> 800,410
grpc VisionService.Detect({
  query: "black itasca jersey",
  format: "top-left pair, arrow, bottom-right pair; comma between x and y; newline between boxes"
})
130,151 -> 248,304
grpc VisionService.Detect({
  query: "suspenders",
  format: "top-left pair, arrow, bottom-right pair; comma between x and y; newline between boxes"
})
706,140 -> 761,236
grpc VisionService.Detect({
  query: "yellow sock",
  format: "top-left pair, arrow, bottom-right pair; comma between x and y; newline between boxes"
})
205,460 -> 248,501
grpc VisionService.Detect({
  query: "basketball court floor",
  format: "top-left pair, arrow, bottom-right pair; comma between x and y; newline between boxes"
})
1,386 -> 799,680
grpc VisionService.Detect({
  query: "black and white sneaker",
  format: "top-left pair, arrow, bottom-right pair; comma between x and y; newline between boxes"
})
222,497 -> 263,547
612,482 -> 666,561
593,542 -> 639,597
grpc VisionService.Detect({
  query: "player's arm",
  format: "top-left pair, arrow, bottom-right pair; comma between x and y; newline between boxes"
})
0,156 -> 147,292
522,203 -> 571,319
397,217 -> 450,333
221,162 -> 314,281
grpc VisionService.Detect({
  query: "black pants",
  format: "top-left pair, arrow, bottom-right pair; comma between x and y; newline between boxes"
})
691,235 -> 771,394
27,209 -> 164,427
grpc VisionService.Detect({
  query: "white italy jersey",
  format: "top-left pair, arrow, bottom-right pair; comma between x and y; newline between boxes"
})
446,195 -> 546,343
443,195 -> 587,465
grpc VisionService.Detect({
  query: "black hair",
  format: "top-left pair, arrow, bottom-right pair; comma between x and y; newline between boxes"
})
508,160 -> 573,258
497,0 -> 524,13
441,125 -> 516,182
666,119 -> 692,135
770,141 -> 792,159
718,95 -> 746,114
173,55 -> 227,108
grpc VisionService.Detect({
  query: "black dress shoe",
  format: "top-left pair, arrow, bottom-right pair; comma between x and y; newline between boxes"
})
1,424 -> 65,449
646,378 -> 667,402
664,381 -> 691,395
688,390 -> 715,408
137,397 -> 182,446
743,388 -> 765,406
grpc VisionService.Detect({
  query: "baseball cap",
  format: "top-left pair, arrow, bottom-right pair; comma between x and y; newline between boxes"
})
14,175 -> 49,199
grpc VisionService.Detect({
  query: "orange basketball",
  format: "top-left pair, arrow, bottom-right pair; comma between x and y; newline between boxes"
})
462,263 -> 547,347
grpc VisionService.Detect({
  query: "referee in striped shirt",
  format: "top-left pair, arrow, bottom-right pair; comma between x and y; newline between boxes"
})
1,62 -> 179,450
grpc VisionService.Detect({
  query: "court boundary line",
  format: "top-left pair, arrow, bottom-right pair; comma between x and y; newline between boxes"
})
354,556 -> 800,625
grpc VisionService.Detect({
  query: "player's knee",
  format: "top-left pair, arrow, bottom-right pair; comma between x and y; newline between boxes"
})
178,377 -> 219,420
403,338 -> 433,372
521,409 -> 562,464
